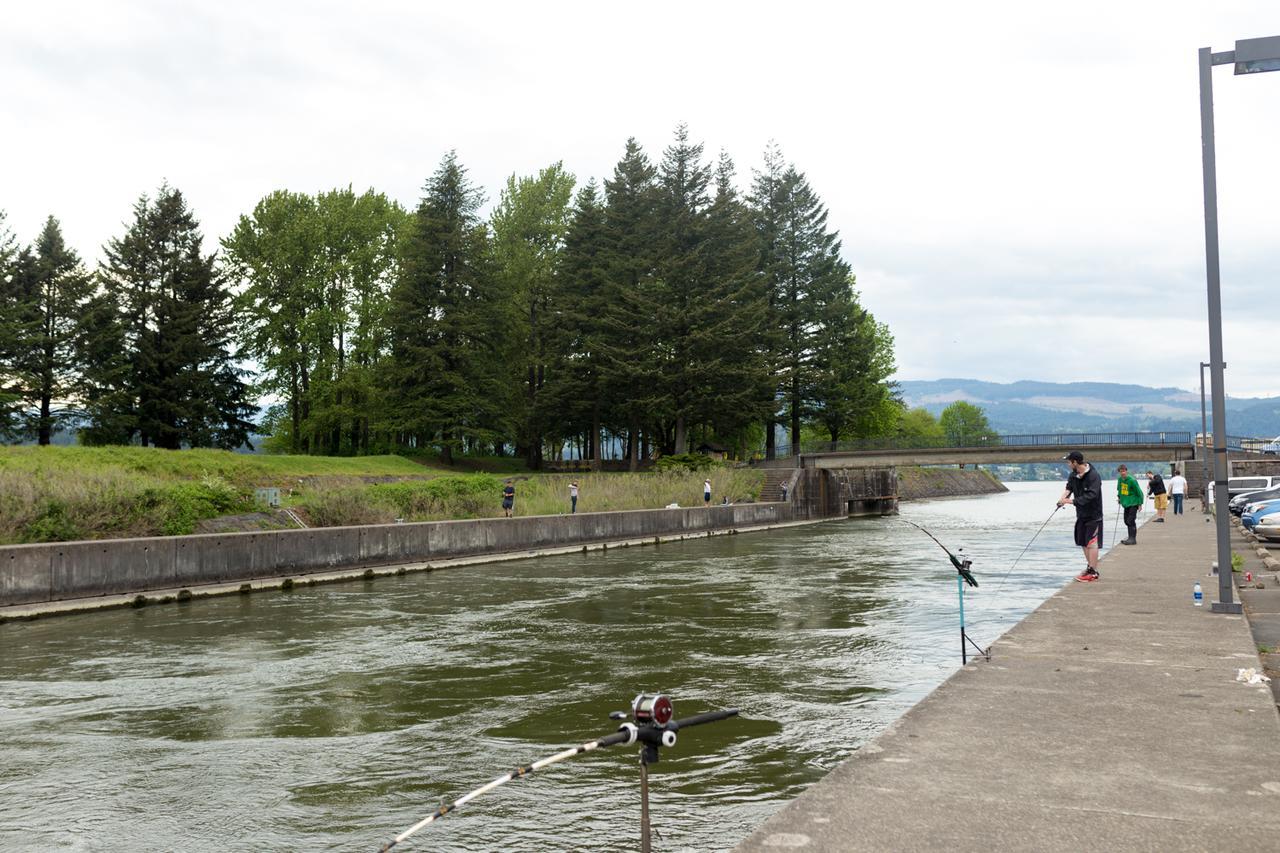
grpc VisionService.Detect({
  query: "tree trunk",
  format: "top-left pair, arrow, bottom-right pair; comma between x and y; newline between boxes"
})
289,364 -> 301,455
674,413 -> 688,456
790,374 -> 801,450
765,417 -> 776,460
38,394 -> 52,446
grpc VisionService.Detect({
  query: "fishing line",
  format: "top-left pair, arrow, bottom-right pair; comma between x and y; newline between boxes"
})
986,504 -> 1062,597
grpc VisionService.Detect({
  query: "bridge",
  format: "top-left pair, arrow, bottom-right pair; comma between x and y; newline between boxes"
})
758,431 -> 1269,469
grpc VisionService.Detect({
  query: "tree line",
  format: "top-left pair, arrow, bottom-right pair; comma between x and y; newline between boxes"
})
1,126 -> 902,465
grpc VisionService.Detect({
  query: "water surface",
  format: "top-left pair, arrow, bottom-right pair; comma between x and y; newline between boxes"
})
0,481 -> 1137,851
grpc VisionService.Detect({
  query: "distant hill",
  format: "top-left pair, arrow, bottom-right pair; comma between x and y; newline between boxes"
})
898,378 -> 1280,438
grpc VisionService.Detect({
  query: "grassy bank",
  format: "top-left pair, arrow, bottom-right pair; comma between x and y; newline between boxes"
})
295,469 -> 765,526
0,446 -> 432,543
0,446 -> 765,543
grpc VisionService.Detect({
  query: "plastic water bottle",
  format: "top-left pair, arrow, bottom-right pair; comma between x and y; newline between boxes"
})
1193,581 -> 1203,607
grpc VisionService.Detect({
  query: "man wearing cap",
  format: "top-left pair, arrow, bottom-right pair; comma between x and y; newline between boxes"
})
1057,451 -> 1103,582
1116,464 -> 1144,545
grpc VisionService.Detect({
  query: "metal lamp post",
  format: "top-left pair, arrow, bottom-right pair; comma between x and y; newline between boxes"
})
1198,360 -> 1212,514
1198,36 -> 1280,614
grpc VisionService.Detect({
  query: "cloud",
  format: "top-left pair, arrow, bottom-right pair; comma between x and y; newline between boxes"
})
2,0 -> 1278,398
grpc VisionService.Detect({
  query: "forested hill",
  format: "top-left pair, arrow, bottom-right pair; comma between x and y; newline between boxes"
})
898,378 -> 1280,437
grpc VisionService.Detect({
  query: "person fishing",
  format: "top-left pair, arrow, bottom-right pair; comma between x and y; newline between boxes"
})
1057,451 -> 1103,582
1116,464 -> 1144,545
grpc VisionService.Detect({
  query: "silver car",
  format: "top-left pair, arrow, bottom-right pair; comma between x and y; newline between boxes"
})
1255,514 -> 1280,542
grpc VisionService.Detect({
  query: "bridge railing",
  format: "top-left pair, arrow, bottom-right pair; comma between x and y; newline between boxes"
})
770,431 -> 1199,458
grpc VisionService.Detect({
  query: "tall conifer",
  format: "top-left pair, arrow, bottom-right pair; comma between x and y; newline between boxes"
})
388,152 -> 505,464
98,186 -> 255,449
599,138 -> 660,468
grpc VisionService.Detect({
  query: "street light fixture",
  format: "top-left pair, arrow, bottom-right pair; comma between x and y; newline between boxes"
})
1198,35 -> 1280,614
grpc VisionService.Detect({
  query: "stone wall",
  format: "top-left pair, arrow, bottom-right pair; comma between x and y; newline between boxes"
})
0,503 -> 793,608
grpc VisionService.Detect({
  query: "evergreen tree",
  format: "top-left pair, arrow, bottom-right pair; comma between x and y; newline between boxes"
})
550,180 -> 613,464
388,152 -> 506,464
650,124 -> 715,455
490,162 -> 576,468
0,211 -> 25,437
4,218 -> 94,444
599,138 -> 660,469
696,152 -> 774,454
98,186 -> 255,449
749,144 -> 788,458
750,148 -> 853,451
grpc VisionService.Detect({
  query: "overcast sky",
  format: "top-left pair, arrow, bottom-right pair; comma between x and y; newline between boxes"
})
4,1 -> 1278,398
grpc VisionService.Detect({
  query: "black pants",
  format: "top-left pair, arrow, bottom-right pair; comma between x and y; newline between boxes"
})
1123,505 -> 1139,540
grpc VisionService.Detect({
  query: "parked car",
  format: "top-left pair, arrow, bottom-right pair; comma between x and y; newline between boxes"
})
1254,513 -> 1280,542
1242,500 -> 1280,531
1230,484 -> 1280,515
1263,435 -> 1280,455
1209,475 -> 1280,506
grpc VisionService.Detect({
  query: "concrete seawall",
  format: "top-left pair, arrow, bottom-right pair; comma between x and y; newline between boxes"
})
0,503 -> 795,609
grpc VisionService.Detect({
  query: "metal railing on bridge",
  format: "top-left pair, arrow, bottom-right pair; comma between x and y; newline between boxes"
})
769,431 -> 1198,459
767,431 -> 1273,459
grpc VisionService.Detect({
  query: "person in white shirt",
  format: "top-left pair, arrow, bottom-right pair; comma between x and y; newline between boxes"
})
1168,469 -> 1188,515
569,481 -> 579,514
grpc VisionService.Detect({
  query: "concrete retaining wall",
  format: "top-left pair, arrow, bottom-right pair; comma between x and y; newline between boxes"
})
0,503 -> 795,608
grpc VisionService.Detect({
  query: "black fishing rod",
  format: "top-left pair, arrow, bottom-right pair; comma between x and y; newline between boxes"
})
377,694 -> 738,852
899,518 -> 986,664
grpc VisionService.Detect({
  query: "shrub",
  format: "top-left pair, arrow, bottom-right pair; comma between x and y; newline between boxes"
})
368,474 -> 502,518
654,453 -> 718,473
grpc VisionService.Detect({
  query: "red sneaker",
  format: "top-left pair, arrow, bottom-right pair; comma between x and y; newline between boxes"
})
1074,570 -> 1100,583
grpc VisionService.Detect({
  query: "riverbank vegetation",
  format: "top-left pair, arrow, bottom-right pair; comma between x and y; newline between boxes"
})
296,469 -> 764,527
0,445 -> 762,543
1,126 -> 897,465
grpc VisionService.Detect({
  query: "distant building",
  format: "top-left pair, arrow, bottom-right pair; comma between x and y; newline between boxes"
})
696,442 -> 728,461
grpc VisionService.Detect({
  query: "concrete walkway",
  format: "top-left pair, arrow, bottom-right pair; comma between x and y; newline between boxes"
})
735,513 -> 1280,852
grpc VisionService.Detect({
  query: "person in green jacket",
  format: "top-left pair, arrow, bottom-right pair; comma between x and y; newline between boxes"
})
1117,464 -> 1144,545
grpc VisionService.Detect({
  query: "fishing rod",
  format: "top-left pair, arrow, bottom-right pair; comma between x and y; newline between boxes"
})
899,518 -> 986,664
377,694 -> 739,852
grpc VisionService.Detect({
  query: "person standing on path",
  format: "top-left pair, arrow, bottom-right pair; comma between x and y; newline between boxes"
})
569,481 -> 579,514
1057,451 -> 1103,582
502,480 -> 515,518
1116,464 -> 1144,545
704,478 -> 712,507
1167,469 -> 1187,515
1146,470 -> 1168,522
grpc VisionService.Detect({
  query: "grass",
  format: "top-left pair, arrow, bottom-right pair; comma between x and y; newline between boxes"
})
294,469 -> 765,526
0,445 -> 765,542
0,445 -> 433,543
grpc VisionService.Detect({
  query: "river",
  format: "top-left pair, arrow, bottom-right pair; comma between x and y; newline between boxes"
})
0,480 -> 1145,851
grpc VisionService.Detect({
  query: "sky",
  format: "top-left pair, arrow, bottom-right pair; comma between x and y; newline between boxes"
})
3,1 -> 1278,398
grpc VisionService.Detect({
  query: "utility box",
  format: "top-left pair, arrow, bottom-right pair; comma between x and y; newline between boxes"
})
254,487 -> 281,508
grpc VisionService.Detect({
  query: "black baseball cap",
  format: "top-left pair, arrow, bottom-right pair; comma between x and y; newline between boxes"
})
1063,451 -> 1085,463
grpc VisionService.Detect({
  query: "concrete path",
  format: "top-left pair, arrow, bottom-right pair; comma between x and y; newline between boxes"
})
735,513 -> 1280,852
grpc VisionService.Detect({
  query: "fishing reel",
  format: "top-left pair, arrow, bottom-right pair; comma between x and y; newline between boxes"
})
610,693 -> 678,764
950,549 -> 978,588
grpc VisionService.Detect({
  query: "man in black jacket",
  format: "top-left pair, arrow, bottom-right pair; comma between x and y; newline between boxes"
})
1058,451 -> 1103,582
